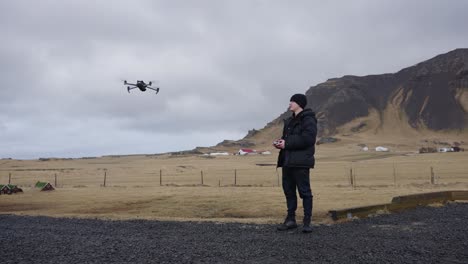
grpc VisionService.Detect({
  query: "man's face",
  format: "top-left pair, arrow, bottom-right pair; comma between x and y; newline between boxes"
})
289,101 -> 300,112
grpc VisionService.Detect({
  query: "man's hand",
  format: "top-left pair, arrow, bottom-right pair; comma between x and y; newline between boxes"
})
273,139 -> 285,149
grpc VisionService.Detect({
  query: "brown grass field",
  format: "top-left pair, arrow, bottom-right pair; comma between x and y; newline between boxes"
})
2,129 -> 468,224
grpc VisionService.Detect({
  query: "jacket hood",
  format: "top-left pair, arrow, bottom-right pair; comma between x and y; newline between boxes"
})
284,108 -> 317,124
299,108 -> 316,117
293,108 -> 316,121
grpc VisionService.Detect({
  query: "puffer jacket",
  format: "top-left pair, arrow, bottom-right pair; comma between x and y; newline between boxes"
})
277,108 -> 317,168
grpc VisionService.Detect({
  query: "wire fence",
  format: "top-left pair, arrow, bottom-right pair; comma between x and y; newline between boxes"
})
1,161 -> 467,189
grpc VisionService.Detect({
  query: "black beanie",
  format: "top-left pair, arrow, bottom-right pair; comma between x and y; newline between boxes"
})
290,94 -> 307,109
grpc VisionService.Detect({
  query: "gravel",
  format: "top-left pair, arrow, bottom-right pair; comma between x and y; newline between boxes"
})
1,203 -> 468,263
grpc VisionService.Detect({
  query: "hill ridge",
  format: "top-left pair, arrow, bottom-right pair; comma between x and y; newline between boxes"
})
215,48 -> 468,151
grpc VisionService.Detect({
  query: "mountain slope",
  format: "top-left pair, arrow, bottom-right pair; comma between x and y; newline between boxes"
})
301,48 -> 468,134
220,48 -> 468,150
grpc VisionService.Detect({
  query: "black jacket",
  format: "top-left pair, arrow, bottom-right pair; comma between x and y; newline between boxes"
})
277,108 -> 317,168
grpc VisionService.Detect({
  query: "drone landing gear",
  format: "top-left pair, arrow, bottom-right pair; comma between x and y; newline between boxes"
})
127,86 -> 131,93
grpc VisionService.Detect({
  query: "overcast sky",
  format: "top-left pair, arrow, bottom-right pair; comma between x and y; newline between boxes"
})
1,0 -> 467,159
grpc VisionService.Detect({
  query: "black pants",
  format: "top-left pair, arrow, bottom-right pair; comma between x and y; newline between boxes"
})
282,167 -> 313,219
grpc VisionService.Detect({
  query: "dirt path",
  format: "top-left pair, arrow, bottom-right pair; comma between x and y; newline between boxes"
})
1,203 -> 468,263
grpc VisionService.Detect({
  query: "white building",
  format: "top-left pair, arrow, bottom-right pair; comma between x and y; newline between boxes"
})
375,146 -> 389,152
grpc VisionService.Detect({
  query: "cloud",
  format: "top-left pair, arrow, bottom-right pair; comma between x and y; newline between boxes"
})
1,0 -> 468,158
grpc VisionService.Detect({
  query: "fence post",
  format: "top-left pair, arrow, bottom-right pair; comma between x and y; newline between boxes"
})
103,169 -> 107,187
349,168 -> 353,188
218,179 -> 221,187
353,168 -> 357,189
9,173 -> 11,184
234,169 -> 237,186
55,173 -> 57,188
430,167 -> 435,184
201,170 -> 204,185
159,169 -> 162,186
393,163 -> 397,187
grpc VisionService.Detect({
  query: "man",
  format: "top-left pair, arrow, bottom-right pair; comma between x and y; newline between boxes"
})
273,93 -> 317,233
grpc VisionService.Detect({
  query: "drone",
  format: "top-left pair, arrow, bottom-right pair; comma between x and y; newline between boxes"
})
124,80 -> 160,94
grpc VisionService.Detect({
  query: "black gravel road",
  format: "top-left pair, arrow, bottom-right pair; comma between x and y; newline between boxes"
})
2,203 -> 468,264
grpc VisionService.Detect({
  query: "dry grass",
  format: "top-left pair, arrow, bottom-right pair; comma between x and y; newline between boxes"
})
1,133 -> 468,224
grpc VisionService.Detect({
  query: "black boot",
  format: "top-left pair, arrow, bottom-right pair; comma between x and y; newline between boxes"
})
302,216 -> 312,233
277,216 -> 298,231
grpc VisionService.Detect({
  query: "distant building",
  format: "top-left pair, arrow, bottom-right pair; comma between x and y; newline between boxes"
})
375,146 -> 389,152
35,181 -> 55,191
7,184 -> 23,193
209,152 -> 229,156
438,147 -> 454,153
238,149 -> 257,155
0,185 -> 11,195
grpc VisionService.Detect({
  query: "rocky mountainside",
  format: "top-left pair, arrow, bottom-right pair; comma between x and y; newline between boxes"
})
303,48 -> 468,133
214,49 -> 468,150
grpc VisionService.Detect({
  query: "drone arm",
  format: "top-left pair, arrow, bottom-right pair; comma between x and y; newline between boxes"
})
127,86 -> 138,93
147,87 -> 160,94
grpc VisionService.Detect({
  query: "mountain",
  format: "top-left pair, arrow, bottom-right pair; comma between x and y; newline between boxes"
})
216,48 -> 468,150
